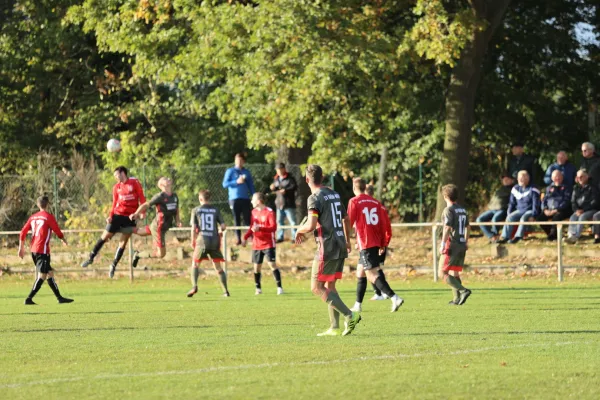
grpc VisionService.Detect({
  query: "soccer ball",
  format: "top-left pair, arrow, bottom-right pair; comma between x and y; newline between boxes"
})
107,139 -> 121,153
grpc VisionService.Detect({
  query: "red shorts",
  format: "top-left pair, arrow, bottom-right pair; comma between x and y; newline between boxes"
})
443,253 -> 463,272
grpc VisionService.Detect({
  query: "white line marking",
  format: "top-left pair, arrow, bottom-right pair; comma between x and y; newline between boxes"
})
0,341 -> 586,389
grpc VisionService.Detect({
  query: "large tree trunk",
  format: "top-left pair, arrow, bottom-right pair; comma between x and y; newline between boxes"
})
435,0 -> 511,220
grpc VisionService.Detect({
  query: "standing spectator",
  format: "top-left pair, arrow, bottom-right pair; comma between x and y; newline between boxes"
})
222,153 -> 256,245
543,151 -> 577,189
580,142 -> 600,188
536,170 -> 572,241
565,169 -> 599,244
270,163 -> 298,243
476,175 -> 514,243
498,170 -> 541,244
507,142 -> 537,182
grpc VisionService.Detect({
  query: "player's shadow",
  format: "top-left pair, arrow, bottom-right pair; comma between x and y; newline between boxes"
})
388,329 -> 600,337
0,311 -> 135,316
3,325 -> 213,333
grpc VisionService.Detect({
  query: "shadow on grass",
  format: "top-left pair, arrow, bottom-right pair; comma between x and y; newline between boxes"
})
0,311 -> 137,316
385,330 -> 600,337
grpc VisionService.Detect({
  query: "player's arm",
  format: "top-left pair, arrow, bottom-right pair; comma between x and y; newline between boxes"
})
108,185 -> 118,221
222,168 -> 237,188
131,201 -> 150,220
190,212 -> 199,249
18,218 -> 31,259
381,205 -> 392,252
464,225 -> 470,250
49,215 -> 68,246
440,225 -> 451,254
295,212 -> 318,244
242,214 -> 254,245
342,215 -> 352,253
262,210 -> 277,233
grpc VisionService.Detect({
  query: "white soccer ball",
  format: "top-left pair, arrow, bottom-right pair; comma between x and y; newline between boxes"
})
107,138 -> 121,153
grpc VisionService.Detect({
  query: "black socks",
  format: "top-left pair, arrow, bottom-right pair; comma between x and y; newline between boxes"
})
356,277 -> 368,303
47,277 -> 62,298
254,272 -> 262,289
90,238 -> 105,260
374,276 -> 395,298
272,269 -> 282,288
113,247 -> 125,267
27,278 -> 45,299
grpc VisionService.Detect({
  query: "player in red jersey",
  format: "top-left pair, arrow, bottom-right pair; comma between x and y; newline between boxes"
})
242,192 -> 283,295
81,166 -> 146,278
347,178 -> 403,312
19,196 -> 73,305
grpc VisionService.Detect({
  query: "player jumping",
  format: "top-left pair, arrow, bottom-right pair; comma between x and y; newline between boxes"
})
81,166 -> 145,278
440,184 -> 472,305
242,192 -> 283,295
188,190 -> 230,297
295,164 -> 361,337
348,178 -> 403,313
19,196 -> 73,305
129,177 -> 182,267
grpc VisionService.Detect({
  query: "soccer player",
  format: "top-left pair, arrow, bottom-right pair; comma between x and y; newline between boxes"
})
81,166 -> 146,278
295,164 -> 361,337
348,178 -> 403,313
19,196 -> 73,305
242,192 -> 283,295
440,184 -> 472,305
188,190 -> 230,297
365,183 -> 387,301
129,177 -> 182,267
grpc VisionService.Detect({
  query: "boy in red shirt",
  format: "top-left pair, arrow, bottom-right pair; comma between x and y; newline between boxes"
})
19,196 -> 73,305
347,178 -> 403,312
242,193 -> 283,295
81,166 -> 146,278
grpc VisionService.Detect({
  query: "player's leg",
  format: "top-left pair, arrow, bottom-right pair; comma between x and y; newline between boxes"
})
82,229 -> 114,267
212,260 -> 230,297
46,270 -> 73,303
351,264 -> 367,312
252,249 -> 264,294
25,254 -> 46,304
266,248 -> 283,294
444,246 -> 471,305
365,267 -> 403,312
187,246 -> 202,297
109,233 -> 131,278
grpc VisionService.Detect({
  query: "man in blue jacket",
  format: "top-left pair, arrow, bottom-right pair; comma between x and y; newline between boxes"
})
498,170 -> 541,244
222,153 -> 256,245
543,151 -> 576,189
536,170 -> 571,241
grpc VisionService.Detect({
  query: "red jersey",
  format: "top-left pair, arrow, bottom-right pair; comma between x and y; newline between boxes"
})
348,194 -> 392,251
19,211 -> 64,255
110,177 -> 146,217
243,206 -> 277,250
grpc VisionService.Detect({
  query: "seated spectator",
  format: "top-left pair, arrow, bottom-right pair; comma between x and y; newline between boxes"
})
580,142 -> 600,188
536,170 -> 572,241
498,170 -> 541,244
476,174 -> 514,243
566,169 -> 600,244
543,151 -> 576,189
507,142 -> 537,182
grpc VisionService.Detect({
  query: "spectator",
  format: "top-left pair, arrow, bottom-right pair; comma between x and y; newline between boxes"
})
580,142 -> 600,188
270,163 -> 298,243
536,170 -> 572,241
565,169 -> 599,244
543,151 -> 576,189
507,142 -> 537,182
476,174 -> 514,243
498,170 -> 541,244
222,153 -> 256,245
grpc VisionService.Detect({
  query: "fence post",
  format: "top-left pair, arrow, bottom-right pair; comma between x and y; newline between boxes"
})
52,167 -> 59,217
129,239 -> 134,283
223,229 -> 228,274
418,161 -> 423,223
557,223 -> 564,282
431,223 -> 438,282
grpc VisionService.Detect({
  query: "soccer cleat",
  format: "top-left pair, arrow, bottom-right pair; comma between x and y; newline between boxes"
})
382,293 -> 389,299
57,297 -> 74,304
223,291 -> 230,297
24,298 -> 36,305
448,299 -> 459,305
81,258 -> 93,268
342,312 -> 362,336
458,289 -> 472,305
277,287 -> 284,295
369,294 -> 385,301
255,288 -> 262,295
350,302 -> 362,312
187,286 -> 198,298
390,295 -> 404,312
317,328 -> 341,337
109,264 -> 116,279
132,251 -> 140,268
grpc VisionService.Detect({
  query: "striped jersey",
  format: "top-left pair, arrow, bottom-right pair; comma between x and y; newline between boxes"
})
307,187 -> 348,261
19,211 -> 64,254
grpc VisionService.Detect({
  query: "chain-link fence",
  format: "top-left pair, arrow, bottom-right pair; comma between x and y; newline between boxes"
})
0,164 -> 303,242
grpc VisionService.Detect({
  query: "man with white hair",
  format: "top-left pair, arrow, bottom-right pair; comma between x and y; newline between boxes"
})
565,169 -> 599,244
543,151 -> 576,189
537,170 -> 572,241
498,170 -> 541,244
580,142 -> 600,188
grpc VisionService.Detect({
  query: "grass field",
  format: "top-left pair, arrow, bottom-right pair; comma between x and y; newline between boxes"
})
1,275 -> 599,399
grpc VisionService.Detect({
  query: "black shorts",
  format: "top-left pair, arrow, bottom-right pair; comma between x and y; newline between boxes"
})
32,253 -> 53,273
252,248 -> 276,264
359,247 -> 382,270
379,248 -> 387,266
106,214 -> 136,234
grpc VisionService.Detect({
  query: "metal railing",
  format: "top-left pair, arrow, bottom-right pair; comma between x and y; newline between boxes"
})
1,220 -> 597,282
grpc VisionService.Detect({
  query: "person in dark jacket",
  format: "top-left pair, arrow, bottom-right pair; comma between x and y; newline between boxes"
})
476,175 -> 514,242
507,142 -> 537,183
270,163 -> 298,243
580,142 -> 600,189
543,151 -> 576,189
565,169 -> 600,244
536,170 -> 572,241
498,170 -> 541,244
